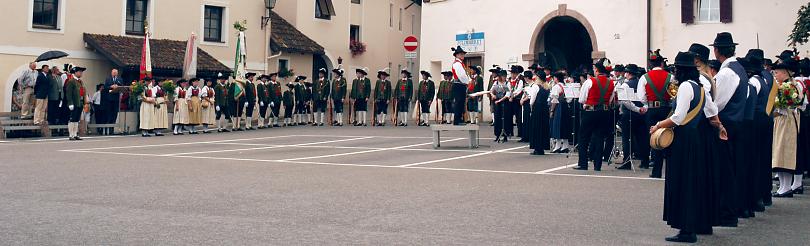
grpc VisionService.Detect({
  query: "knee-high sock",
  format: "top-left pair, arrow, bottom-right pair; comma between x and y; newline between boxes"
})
777,172 -> 792,194
792,174 -> 804,190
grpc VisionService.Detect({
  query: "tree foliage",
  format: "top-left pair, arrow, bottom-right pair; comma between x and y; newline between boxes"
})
789,2 -> 810,46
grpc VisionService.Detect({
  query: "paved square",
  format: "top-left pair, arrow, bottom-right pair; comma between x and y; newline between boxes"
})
2,125 -> 809,245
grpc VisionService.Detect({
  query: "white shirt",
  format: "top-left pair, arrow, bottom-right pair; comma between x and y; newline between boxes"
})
749,75 -> 762,94
92,91 -> 101,105
451,59 -> 470,84
549,83 -> 566,104
578,76 -> 616,105
201,85 -> 213,98
670,81 -> 702,125
20,69 -> 38,87
508,77 -> 524,97
713,57 -> 741,112
697,75 -> 719,118
524,83 -> 540,106
636,67 -> 665,107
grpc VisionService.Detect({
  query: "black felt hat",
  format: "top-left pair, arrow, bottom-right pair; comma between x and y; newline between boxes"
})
673,52 -> 697,67
245,72 -> 257,79
522,70 -> 533,79
613,64 -> 625,72
709,32 -> 738,47
420,70 -> 431,78
355,67 -> 368,76
776,50 -> 798,62
708,60 -> 722,70
510,65 -> 524,74
648,49 -> 666,62
441,71 -> 453,77
452,46 -> 467,55
624,64 -> 639,75
773,59 -> 799,73
70,66 -> 86,73
400,68 -> 411,78
470,66 -> 482,75
688,43 -> 710,62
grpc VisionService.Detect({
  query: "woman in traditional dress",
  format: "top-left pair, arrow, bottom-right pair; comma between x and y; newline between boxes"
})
549,72 -> 572,153
173,79 -> 190,135
649,52 -> 715,243
772,58 -> 805,198
489,68 -> 511,142
793,58 -> 810,194
527,70 -> 551,155
139,77 -> 156,137
186,78 -> 202,134
153,81 -> 168,136
201,78 -> 217,133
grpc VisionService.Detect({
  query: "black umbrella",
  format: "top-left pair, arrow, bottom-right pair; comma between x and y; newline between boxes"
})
35,50 -> 69,62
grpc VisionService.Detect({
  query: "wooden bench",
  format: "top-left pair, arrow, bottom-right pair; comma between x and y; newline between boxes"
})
430,124 -> 480,149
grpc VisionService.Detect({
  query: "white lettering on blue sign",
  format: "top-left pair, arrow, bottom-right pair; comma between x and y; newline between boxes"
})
456,32 -> 485,53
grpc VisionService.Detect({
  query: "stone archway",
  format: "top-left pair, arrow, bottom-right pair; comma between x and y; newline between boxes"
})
523,4 -> 604,70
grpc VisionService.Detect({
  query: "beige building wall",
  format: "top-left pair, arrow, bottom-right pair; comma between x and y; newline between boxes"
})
0,0 -> 269,112
272,0 -> 421,81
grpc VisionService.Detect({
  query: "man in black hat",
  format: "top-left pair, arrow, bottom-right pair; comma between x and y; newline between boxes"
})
417,71 -> 435,126
507,65 -> 525,137
331,66 -> 347,126
467,66 -> 484,124
637,49 -> 672,175
573,58 -> 615,171
214,73 -> 232,132
65,66 -> 87,140
394,69 -> 413,126
616,64 -> 650,170
351,68 -> 371,126
268,72 -> 282,127
438,71 -> 454,123
373,69 -> 392,126
710,31 -> 747,227
742,49 -> 774,212
313,68 -> 330,126
242,72 -> 258,130
450,46 -> 471,125
293,75 -> 307,125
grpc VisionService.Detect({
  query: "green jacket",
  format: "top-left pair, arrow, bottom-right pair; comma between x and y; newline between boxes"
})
437,80 -> 453,100
215,82 -> 229,108
469,75 -> 484,93
294,83 -> 306,103
65,77 -> 84,107
332,77 -> 347,100
268,81 -> 282,103
257,82 -> 270,104
350,78 -> 371,99
313,79 -> 330,101
283,90 -> 294,106
393,78 -> 413,101
374,80 -> 391,100
417,79 -> 436,101
244,81 -> 256,102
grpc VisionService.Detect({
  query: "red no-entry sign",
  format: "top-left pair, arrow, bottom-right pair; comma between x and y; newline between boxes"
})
403,36 -> 418,52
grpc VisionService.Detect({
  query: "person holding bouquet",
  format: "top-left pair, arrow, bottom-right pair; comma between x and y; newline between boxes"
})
771,57 -> 806,198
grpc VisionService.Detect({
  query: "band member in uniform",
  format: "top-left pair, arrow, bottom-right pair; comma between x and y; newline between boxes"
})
490,68 -> 511,142
738,52 -> 767,216
304,80 -> 314,125
467,66 -> 484,124
351,68 -> 371,126
173,79 -> 190,135
772,55 -> 805,198
313,68 -> 330,126
549,72 -> 573,153
710,32 -> 748,227
637,49 -> 672,178
256,75 -> 270,129
243,73 -> 257,130
601,65 -> 624,162
650,51 -> 715,243
293,76 -> 306,126
139,77 -> 157,137
153,79 -> 168,136
417,71 -> 436,126
65,67 -> 87,140
527,70 -> 550,155
394,69 -> 413,126
573,58 -> 615,171
230,76 -> 246,131
438,71 -> 454,123
214,74 -> 231,132
268,73 -> 282,127
451,46 -> 471,125
519,70 -> 535,143
507,65 -> 525,137
374,69 -> 392,126
201,78 -> 216,133
332,66 -> 347,126
282,82 -> 295,126
487,66 -> 500,126
187,78 -> 202,134
616,64 -> 649,169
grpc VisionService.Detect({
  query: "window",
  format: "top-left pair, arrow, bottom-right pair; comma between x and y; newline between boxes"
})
315,0 -> 335,20
697,0 -> 719,22
32,0 -> 59,29
389,4 -> 393,27
125,0 -> 148,35
350,25 -> 361,42
204,5 -> 224,42
398,8 -> 403,31
351,0 -> 361,4
279,59 -> 289,73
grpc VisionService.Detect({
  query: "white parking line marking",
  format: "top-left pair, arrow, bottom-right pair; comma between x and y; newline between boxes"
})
398,145 -> 529,167
165,137 -> 374,156
535,164 -> 579,174
279,138 -> 464,161
61,135 -> 299,151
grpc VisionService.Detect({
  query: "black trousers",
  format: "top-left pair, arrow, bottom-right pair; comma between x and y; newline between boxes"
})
419,100 -> 431,113
47,100 -> 62,125
295,101 -> 307,114
103,102 -> 119,125
441,99 -> 453,118
753,113 -> 774,204
69,107 -> 82,123
646,107 -> 671,177
229,100 -> 238,117
577,110 -> 610,170
245,101 -> 255,117
259,104 -> 268,118
452,83 -> 466,125
314,100 -> 327,113
521,103 -> 531,140
354,98 -> 368,111
717,120 -> 742,225
738,119 -> 757,214
621,111 -> 650,164
493,102 -> 509,137
397,99 -> 409,112
601,109 -> 619,161
375,100 -> 389,114
215,104 -> 230,120
271,101 -> 281,117
283,104 -> 294,118
333,99 -> 344,113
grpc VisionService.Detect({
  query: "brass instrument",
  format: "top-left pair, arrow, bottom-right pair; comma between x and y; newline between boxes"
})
667,82 -> 679,99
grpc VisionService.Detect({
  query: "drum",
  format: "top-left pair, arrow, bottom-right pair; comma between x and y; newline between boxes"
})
650,127 -> 674,150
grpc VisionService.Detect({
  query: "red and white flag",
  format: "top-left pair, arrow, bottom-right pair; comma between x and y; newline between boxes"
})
139,27 -> 152,80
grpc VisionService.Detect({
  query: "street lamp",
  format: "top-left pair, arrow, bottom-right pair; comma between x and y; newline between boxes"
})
261,0 -> 277,30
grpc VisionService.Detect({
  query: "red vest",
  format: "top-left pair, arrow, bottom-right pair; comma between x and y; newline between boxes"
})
585,76 -> 614,106
644,69 -> 672,102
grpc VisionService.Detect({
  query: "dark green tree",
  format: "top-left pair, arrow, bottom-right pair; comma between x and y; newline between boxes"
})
789,2 -> 810,46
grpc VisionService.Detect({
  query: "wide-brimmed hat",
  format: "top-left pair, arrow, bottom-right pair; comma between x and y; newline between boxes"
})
624,64 -> 640,75
673,52 -> 697,67
332,65 -> 344,75
355,67 -> 368,76
378,68 -> 390,78
441,71 -> 453,77
709,32 -> 738,47
268,72 -> 279,78
648,49 -> 666,62
708,60 -> 721,70
70,66 -> 86,73
743,50 -> 764,72
509,65 -> 524,74
535,70 -> 547,81
522,70 -> 533,79
776,49 -> 798,62
295,75 -> 307,82
245,72 -> 257,79
613,64 -> 625,73
773,59 -> 799,73
400,68 -> 411,77
688,43 -> 710,62
489,65 -> 502,73
452,46 -> 467,55
318,68 -> 328,75
594,58 -> 612,71
420,70 -> 431,78
470,65 -> 482,75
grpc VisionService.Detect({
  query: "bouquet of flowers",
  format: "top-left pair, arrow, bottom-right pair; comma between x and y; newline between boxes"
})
234,20 -> 247,32
161,80 -> 177,96
775,80 -> 802,109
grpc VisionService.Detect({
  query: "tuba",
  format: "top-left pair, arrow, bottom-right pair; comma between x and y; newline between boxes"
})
667,82 -> 679,98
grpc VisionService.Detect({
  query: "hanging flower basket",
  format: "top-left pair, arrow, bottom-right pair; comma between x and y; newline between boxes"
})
350,40 -> 367,56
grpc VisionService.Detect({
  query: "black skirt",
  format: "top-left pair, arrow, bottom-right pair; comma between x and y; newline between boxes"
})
663,123 -> 713,234
529,89 -> 551,151
796,111 -> 810,173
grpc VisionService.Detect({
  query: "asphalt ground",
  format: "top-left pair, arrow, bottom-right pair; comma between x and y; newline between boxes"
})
1,124 -> 810,245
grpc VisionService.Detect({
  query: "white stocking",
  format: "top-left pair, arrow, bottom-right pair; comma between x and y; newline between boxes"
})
792,174 -> 804,190
777,172 -> 792,194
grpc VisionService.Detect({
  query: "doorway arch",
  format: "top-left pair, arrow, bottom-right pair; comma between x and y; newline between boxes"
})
526,5 -> 602,72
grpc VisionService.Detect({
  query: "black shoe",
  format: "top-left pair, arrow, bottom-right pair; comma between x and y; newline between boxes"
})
559,149 -> 570,153
793,186 -> 804,194
594,167 -> 601,172
572,166 -> 588,171
739,210 -> 754,219
639,164 -> 650,169
203,131 -> 211,134
531,150 -> 544,155
494,137 -> 500,142
665,232 -> 697,243
616,164 -> 632,170
754,200 -> 766,212
223,129 -> 232,132
764,196 -> 773,206
74,136 -> 82,140
773,190 -> 794,198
